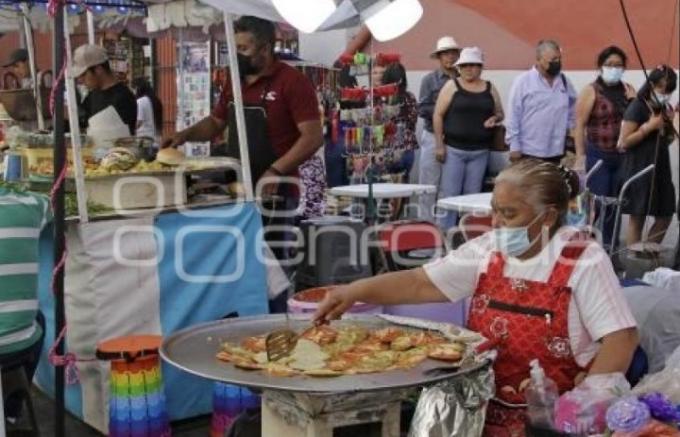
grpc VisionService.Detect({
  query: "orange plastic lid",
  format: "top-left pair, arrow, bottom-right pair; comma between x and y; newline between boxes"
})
96,335 -> 162,362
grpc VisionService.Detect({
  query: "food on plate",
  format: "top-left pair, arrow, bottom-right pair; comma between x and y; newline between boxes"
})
427,343 -> 466,362
390,335 -> 414,351
216,324 -> 467,377
301,325 -> 338,346
156,147 -> 185,166
100,147 -> 139,171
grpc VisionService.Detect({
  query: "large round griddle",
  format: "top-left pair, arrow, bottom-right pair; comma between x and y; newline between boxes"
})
160,314 -> 490,394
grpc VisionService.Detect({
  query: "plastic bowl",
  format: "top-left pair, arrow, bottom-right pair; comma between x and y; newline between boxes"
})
288,286 -> 383,315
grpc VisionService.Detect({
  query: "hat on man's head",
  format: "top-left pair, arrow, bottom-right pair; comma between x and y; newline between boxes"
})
3,49 -> 28,68
71,45 -> 109,78
430,36 -> 460,58
455,47 -> 484,66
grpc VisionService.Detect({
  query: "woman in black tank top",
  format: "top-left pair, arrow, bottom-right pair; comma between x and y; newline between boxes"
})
431,46 -> 504,229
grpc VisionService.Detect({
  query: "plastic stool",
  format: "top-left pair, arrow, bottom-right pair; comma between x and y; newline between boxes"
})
96,335 -> 171,437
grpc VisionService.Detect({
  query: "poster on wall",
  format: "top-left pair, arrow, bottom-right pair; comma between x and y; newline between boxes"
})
177,41 -> 211,157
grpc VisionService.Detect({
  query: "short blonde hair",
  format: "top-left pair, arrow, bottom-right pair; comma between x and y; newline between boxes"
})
495,159 -> 579,223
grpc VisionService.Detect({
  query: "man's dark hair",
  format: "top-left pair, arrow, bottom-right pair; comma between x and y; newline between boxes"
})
597,45 -> 628,68
234,16 -> 276,53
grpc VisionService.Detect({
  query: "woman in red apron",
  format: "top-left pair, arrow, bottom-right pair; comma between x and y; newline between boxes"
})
315,159 -> 639,436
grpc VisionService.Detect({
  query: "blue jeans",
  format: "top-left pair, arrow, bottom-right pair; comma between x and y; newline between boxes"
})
438,147 -> 490,230
586,146 -> 622,246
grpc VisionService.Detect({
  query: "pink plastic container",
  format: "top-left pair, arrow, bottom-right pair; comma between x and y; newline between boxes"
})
288,286 -> 383,315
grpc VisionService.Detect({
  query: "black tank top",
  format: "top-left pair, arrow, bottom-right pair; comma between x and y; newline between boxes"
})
443,79 -> 495,150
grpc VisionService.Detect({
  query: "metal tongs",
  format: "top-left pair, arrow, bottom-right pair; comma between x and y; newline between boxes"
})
265,312 -> 297,362
265,314 -> 317,362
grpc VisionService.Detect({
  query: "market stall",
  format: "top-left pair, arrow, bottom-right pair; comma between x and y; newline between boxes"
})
0,1 -> 272,434
34,201 -> 270,432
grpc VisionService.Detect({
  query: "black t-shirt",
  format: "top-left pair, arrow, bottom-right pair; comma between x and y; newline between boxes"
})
623,98 -> 650,126
80,82 -> 137,135
443,79 -> 495,150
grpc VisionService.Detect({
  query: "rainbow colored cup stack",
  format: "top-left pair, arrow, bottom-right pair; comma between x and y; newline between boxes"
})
108,355 -> 172,437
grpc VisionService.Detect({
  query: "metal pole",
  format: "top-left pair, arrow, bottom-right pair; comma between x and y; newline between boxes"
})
20,3 -> 45,130
223,13 -> 254,201
611,164 -> 655,256
52,3 -> 66,437
64,10 -> 89,222
86,9 -> 96,45
675,0 -> 680,269
584,159 -> 603,185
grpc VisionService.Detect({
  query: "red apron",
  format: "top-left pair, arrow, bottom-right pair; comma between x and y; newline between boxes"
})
467,234 -> 590,437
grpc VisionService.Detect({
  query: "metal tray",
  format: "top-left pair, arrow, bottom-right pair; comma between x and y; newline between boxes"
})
160,314 -> 490,395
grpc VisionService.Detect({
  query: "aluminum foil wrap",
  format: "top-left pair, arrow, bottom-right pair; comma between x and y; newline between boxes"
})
408,360 -> 495,437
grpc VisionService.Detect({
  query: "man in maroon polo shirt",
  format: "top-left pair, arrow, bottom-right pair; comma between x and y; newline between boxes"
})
162,16 -> 323,197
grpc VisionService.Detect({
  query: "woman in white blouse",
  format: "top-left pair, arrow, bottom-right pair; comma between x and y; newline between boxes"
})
132,78 -> 163,147
315,159 -> 638,437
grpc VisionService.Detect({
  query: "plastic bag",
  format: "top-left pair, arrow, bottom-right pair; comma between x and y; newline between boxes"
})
408,361 -> 495,437
633,345 -> 680,403
554,373 -> 631,435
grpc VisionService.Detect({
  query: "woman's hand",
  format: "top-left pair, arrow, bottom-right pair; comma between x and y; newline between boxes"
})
572,154 -> 586,173
313,286 -> 357,325
435,145 -> 447,163
483,115 -> 499,129
645,113 -> 664,132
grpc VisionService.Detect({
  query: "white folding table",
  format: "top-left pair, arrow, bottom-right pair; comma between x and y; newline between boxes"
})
437,192 -> 493,215
329,183 -> 437,222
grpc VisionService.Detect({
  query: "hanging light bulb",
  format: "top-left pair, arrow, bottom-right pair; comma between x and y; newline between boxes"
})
272,0 -> 337,33
361,0 -> 423,42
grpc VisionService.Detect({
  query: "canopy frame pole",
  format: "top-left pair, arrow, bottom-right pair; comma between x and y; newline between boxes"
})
20,3 -> 45,130
223,13 -> 254,201
52,2 -> 67,437
64,9 -> 89,223
86,9 -> 96,45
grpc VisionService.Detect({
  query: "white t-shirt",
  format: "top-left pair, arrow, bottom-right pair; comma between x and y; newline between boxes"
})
136,96 -> 157,141
423,227 -> 636,367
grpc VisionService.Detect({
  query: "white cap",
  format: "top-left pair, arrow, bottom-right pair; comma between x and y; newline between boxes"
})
430,36 -> 460,58
71,45 -> 109,78
455,47 -> 484,66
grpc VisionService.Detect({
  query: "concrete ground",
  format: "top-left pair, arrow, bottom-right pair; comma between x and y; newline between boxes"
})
8,387 -> 210,437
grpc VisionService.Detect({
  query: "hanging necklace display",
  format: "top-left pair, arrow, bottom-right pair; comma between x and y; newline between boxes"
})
336,53 -> 409,184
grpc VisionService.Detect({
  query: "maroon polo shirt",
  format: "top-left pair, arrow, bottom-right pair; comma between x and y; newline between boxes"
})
212,60 -> 320,162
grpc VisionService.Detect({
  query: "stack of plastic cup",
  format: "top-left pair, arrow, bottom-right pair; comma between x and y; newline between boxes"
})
108,355 -> 172,437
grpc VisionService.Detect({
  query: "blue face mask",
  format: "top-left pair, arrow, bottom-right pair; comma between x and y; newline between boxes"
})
493,213 -> 544,257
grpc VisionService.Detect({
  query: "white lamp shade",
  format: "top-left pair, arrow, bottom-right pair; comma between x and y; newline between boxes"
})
363,0 -> 423,42
272,0 -> 337,33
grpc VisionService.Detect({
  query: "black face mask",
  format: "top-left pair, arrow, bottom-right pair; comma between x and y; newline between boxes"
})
237,53 -> 259,77
546,60 -> 562,77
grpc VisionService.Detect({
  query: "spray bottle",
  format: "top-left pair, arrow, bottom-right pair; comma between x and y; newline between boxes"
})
525,359 -> 559,429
